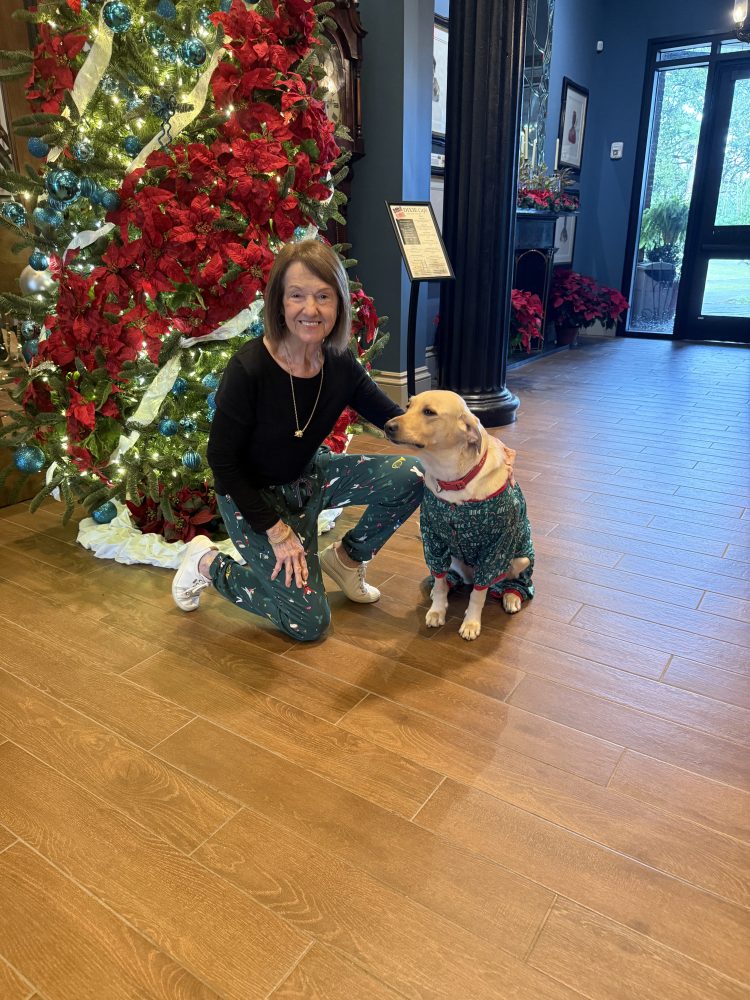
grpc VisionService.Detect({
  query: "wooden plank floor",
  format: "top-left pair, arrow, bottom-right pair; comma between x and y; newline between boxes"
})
0,337 -> 748,999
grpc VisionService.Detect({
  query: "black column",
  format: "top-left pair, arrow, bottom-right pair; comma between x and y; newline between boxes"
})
437,0 -> 526,425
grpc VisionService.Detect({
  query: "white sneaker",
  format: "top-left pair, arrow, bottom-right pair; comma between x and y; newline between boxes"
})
172,535 -> 216,611
320,544 -> 380,604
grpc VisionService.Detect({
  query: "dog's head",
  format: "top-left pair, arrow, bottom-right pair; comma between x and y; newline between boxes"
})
384,390 -> 484,455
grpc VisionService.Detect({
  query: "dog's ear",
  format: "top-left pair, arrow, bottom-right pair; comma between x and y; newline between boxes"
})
462,413 -> 483,453
501,443 -> 517,486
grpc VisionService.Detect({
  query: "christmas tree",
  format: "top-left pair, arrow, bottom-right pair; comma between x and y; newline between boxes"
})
0,0 -> 386,548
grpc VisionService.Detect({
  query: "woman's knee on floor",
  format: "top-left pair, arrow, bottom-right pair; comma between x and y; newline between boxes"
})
279,596 -> 331,642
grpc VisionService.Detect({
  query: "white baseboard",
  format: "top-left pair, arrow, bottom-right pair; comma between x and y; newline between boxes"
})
374,365 -> 432,406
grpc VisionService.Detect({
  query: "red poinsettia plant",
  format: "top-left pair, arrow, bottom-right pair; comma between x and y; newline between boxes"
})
550,270 -> 629,330
509,289 -> 544,353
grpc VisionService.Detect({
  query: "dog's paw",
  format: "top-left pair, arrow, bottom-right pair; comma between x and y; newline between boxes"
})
459,619 -> 482,640
502,593 -> 522,614
425,608 -> 446,628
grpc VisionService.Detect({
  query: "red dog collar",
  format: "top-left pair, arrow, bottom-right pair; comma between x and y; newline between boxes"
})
435,449 -> 488,492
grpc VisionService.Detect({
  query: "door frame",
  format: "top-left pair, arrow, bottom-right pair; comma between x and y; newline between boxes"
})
620,31 -> 749,341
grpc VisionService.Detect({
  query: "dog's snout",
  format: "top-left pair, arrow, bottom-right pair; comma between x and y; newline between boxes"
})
384,417 -> 399,439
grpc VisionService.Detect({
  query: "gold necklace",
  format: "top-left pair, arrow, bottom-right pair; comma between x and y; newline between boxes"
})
283,342 -> 325,438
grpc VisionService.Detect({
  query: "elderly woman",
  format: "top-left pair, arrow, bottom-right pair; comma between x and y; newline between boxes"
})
171,240 -> 423,641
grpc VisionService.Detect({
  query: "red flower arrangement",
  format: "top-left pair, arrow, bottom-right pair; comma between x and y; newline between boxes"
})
509,289 -> 544,353
550,270 -> 629,331
25,20 -> 87,114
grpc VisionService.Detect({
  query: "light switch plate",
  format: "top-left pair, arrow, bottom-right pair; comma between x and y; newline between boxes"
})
610,142 -> 624,159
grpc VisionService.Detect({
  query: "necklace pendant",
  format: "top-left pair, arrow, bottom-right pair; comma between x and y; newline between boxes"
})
294,430 -> 304,438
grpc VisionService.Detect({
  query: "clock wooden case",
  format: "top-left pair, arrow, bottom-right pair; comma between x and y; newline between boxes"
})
320,0 -> 366,160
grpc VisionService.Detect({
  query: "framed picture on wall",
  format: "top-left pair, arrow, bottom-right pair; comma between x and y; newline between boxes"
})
432,15 -> 449,141
557,77 -> 588,172
553,214 -> 577,266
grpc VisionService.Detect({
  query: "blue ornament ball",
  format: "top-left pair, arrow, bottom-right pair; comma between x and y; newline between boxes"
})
71,138 -> 95,162
21,320 -> 39,339
29,250 -> 49,271
122,135 -> 142,156
156,0 -> 177,19
13,445 -> 45,474
100,74 -> 118,95
158,418 -> 179,436
178,37 -> 207,67
171,376 -> 188,397
201,372 -> 220,390
27,137 -> 50,158
158,42 -> 178,64
99,191 -> 121,211
206,391 -> 217,411
182,449 -> 202,471
33,205 -> 64,229
197,7 -> 213,28
145,22 -> 166,44
78,177 -> 98,200
1,201 -> 27,227
92,501 -> 118,524
46,196 -> 71,212
206,408 -> 214,422
219,0 -> 231,11
22,338 -> 39,363
45,168 -> 81,205
102,1 -> 133,32
293,225 -> 308,241
248,318 -> 264,338
179,417 -> 197,434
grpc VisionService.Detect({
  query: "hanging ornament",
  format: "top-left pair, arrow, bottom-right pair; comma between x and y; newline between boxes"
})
206,391 -> 217,411
71,138 -> 95,162
126,93 -> 143,112
201,372 -> 221,390
27,137 -> 50,158
13,445 -> 45,474
158,42 -> 178,64
99,191 -> 121,211
122,135 -> 143,156
179,417 -> 197,434
45,169 -> 81,205
102,1 -> 133,32
1,202 -> 27,227
247,318 -> 264,338
156,0 -> 177,19
78,177 -> 99,200
178,38 -> 207,67
92,501 -> 118,524
181,450 -> 202,470
145,22 -> 166,45
22,338 -> 39,363
20,320 -> 40,339
29,250 -> 49,271
197,7 -> 213,28
158,418 -> 179,436
19,264 -> 56,295
100,74 -> 119,95
219,0 -> 231,10
171,376 -> 188,397
32,205 -> 64,229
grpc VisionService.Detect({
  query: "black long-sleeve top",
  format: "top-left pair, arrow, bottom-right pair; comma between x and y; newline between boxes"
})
207,337 -> 402,532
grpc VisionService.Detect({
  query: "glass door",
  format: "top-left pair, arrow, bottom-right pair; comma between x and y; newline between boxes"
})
676,58 -> 750,342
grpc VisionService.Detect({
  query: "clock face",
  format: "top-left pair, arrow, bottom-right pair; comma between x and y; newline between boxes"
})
320,43 -> 345,126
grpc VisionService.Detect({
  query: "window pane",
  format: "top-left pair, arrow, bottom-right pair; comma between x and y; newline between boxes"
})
657,43 -> 712,61
714,78 -> 750,226
720,39 -> 750,54
628,64 -> 708,334
701,260 -> 750,317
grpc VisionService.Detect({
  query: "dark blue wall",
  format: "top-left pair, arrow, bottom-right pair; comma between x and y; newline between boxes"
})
553,0 -> 736,290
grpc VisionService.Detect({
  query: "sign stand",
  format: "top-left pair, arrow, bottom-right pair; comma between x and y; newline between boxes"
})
386,201 -> 455,397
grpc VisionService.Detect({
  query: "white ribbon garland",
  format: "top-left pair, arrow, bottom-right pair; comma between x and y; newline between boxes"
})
48,9 -> 115,163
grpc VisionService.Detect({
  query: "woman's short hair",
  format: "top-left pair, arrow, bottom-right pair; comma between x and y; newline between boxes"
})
263,239 -> 352,353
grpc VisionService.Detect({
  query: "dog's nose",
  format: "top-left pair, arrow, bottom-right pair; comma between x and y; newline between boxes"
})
384,417 -> 398,439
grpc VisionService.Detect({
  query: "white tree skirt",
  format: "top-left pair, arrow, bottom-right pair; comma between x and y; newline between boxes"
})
77,500 -> 343,569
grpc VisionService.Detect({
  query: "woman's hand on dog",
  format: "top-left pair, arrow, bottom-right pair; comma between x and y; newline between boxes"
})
268,523 -> 308,588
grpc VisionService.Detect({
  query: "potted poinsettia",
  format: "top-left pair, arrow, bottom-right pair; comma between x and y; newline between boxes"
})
550,270 -> 629,346
509,289 -> 544,354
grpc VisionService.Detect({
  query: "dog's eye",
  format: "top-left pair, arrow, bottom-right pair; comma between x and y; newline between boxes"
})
422,407 -> 437,416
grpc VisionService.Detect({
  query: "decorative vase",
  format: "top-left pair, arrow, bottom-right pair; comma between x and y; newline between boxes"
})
555,325 -> 579,347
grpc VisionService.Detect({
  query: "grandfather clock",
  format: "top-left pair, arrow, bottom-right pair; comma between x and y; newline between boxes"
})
318,0 -> 366,244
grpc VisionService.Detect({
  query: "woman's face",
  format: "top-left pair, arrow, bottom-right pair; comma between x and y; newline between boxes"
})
282,262 -> 338,350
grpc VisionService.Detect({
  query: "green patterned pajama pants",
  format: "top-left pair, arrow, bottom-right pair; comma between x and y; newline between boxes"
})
209,448 -> 424,642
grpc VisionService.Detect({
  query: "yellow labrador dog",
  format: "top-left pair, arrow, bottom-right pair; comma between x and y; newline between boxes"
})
385,390 -> 534,640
